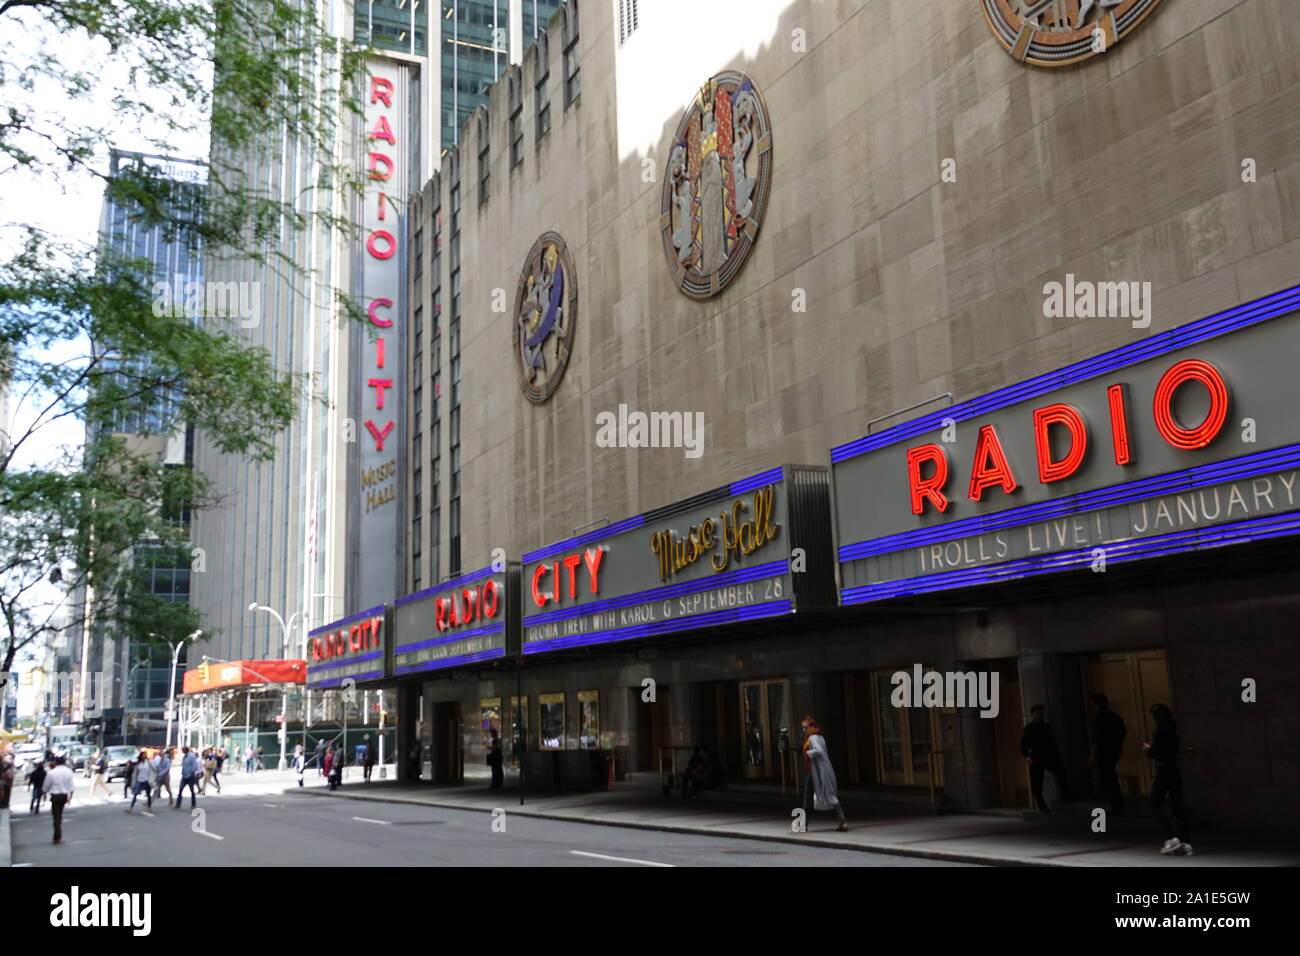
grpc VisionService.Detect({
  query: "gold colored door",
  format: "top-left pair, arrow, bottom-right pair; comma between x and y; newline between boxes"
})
871,669 -> 941,787
1084,650 -> 1171,798
739,679 -> 792,781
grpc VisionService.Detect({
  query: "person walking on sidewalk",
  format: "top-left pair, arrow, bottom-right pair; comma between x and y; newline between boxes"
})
27,757 -> 47,814
213,747 -> 226,788
245,745 -> 255,774
487,729 -> 503,791
0,745 -> 15,809
801,716 -> 848,832
1143,703 -> 1193,857
88,750 -> 111,800
329,743 -> 344,791
42,754 -> 76,844
315,738 -> 326,776
1090,694 -> 1126,815
153,748 -> 174,807
323,743 -> 334,782
176,747 -> 201,810
199,748 -> 217,794
293,745 -> 306,787
362,736 -> 375,783
126,749 -> 155,813
1020,705 -> 1069,813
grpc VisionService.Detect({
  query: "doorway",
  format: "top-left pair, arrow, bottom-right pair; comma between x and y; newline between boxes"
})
869,669 -> 942,788
992,660 -> 1030,808
739,679 -> 793,782
431,700 -> 462,784
1084,649 -> 1171,800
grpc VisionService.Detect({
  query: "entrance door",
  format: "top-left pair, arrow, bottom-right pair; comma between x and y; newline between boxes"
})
1084,649 -> 1171,799
739,679 -> 792,781
993,661 -> 1030,808
431,700 -> 462,784
870,669 -> 941,787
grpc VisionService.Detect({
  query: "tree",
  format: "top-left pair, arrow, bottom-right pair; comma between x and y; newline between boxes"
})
0,0 -> 369,700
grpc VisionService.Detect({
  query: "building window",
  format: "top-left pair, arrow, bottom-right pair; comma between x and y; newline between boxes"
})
510,101 -> 523,169
618,0 -> 638,44
563,2 -> 580,108
534,36 -> 550,142
477,113 -> 490,207
413,228 -> 423,275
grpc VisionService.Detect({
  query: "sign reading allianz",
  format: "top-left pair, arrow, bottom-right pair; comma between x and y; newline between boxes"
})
523,466 -> 834,655
831,286 -> 1300,603
306,605 -> 386,689
393,566 -> 514,675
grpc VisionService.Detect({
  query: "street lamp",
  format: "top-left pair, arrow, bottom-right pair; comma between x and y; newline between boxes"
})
247,602 -> 304,771
152,630 -> 202,752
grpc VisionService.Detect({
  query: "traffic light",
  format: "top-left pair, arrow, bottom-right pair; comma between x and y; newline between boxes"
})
197,661 -> 211,684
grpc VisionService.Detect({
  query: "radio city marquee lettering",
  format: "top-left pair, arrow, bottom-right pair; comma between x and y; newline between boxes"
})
649,484 -> 780,582
831,292 -> 1300,602
310,616 -> 383,662
524,473 -> 802,655
352,57 -> 409,610
306,606 -> 387,689
394,569 -> 508,676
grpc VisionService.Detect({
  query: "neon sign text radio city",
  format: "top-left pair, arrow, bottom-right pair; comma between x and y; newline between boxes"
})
906,359 -> 1231,515
435,580 -> 501,631
311,616 -> 383,662
530,548 -> 606,608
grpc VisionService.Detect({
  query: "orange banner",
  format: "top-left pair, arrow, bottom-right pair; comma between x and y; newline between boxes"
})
182,659 -> 306,695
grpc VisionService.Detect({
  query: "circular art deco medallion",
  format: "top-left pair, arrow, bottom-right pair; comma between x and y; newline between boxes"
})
982,0 -> 1164,68
660,71 -> 773,300
514,232 -> 577,404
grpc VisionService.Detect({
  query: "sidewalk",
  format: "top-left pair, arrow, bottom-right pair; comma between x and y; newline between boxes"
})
298,775 -> 1300,867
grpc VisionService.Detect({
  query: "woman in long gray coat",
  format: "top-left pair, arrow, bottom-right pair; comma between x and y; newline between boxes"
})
801,716 -> 848,831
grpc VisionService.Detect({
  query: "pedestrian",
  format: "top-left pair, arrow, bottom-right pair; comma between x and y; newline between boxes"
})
176,746 -> 200,810
28,757 -> 47,814
125,749 -> 155,813
323,743 -> 334,782
245,744 -> 255,774
1090,694 -> 1127,815
42,754 -> 76,845
122,752 -> 136,800
407,739 -> 421,780
1020,704 -> 1069,813
292,744 -> 306,787
255,744 -> 265,771
314,738 -> 326,776
0,745 -> 15,809
88,750 -> 111,800
486,729 -> 503,791
213,747 -> 225,790
800,716 -> 848,832
1144,703 -> 1193,856
153,748 -> 174,807
329,743 -> 344,791
199,748 -> 217,794
362,736 -> 375,783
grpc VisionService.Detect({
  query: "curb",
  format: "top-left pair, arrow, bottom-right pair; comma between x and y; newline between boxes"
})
1,808 -> 10,868
293,787 -> 1059,867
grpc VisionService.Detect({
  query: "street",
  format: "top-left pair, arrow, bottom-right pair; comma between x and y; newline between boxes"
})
9,768 -> 974,867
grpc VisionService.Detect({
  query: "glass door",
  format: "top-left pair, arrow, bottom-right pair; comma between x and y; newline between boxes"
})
871,669 -> 940,787
739,679 -> 791,780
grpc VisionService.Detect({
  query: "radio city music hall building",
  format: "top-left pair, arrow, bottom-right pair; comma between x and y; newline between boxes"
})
304,0 -> 1300,834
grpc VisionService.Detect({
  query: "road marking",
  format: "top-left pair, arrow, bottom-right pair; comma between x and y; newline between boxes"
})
570,850 -> 674,867
196,830 -> 224,841
263,803 -> 281,808
352,816 -> 392,825
13,862 -> 34,867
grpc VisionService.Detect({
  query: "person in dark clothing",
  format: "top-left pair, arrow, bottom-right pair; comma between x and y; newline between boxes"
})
681,746 -> 713,799
487,728 -> 504,790
329,744 -> 344,790
28,759 -> 47,814
1020,704 -> 1069,812
1143,703 -> 1192,856
1090,694 -> 1127,814
407,739 -> 422,780
315,738 -> 326,776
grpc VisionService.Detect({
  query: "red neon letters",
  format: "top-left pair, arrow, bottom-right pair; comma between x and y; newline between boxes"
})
530,549 -> 606,608
310,616 -> 383,662
435,580 -> 500,631
363,69 -> 398,454
905,358 -> 1231,516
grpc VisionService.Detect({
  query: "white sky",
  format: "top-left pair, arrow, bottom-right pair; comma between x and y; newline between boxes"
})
2,10 -> 210,717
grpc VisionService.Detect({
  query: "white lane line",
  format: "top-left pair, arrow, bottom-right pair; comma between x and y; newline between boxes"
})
196,830 -> 224,841
570,850 -> 674,867
352,816 -> 392,825
263,803 -> 281,808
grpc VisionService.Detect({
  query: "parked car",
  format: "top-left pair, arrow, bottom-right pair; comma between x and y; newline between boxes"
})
14,742 -> 45,771
104,745 -> 138,782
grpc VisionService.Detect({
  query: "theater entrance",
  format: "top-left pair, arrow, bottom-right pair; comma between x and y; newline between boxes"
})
431,700 -> 463,784
869,669 -> 943,788
740,679 -> 794,783
1084,649 -> 1172,800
